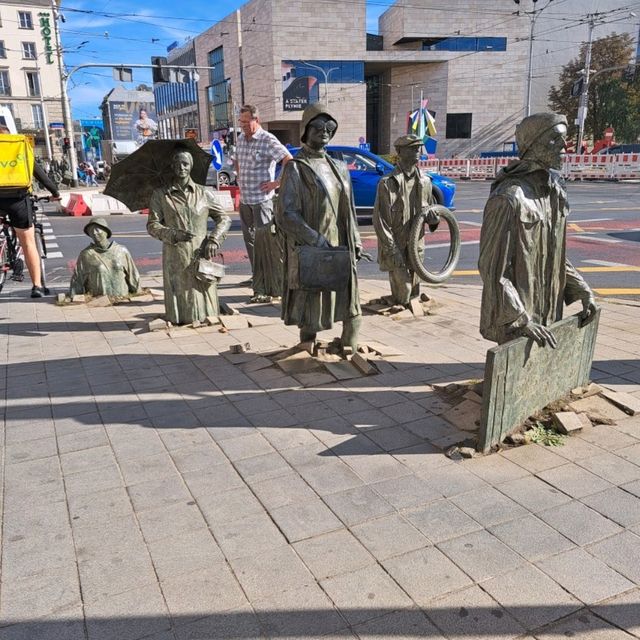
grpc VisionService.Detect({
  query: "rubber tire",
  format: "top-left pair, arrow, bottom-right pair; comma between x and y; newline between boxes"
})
217,172 -> 231,186
34,230 -> 49,294
407,204 -> 461,284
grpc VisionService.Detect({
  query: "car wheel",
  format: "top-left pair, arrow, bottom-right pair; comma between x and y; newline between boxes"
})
432,185 -> 444,205
218,172 -> 231,186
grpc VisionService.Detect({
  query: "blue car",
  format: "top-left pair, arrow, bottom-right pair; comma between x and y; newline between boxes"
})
288,145 -> 456,210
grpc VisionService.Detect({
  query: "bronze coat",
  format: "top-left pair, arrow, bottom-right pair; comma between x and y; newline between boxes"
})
276,146 -> 362,331
373,165 -> 433,271
478,162 -> 593,344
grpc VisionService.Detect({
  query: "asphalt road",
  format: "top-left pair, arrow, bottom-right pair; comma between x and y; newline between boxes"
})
38,180 -> 640,300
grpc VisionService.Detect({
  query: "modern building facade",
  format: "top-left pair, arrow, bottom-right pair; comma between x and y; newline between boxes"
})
0,0 -> 65,159
154,0 -> 531,156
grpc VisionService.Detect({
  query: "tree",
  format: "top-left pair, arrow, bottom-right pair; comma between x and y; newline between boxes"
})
548,33 -> 640,144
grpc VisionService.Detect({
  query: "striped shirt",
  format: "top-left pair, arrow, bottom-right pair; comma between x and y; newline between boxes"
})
235,127 -> 289,204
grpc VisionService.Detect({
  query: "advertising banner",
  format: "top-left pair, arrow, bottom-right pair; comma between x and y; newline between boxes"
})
108,101 -> 157,144
80,119 -> 104,161
281,61 -> 319,112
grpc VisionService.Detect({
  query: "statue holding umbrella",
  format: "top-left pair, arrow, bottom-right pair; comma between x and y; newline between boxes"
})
105,139 -> 231,325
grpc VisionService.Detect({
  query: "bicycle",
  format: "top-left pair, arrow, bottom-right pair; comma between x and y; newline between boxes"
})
0,194 -> 51,294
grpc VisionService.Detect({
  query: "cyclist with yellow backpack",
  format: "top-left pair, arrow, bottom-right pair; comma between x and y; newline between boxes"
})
0,125 -> 60,297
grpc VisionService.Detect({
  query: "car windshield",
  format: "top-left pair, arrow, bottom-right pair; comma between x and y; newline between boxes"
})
340,151 -> 377,172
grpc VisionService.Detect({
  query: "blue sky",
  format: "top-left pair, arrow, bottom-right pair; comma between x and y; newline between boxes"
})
60,0 -> 394,119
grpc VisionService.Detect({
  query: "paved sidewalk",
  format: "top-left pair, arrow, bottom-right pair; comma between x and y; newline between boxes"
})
1,276 -> 640,639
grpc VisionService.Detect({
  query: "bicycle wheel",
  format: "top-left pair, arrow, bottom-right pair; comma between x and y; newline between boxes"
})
34,226 -> 49,294
407,204 -> 461,284
0,239 -> 8,291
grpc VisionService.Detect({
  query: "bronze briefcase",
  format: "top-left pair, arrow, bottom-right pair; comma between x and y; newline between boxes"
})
296,245 -> 351,291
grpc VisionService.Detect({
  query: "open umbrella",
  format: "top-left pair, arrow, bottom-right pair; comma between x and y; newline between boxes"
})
103,138 -> 213,212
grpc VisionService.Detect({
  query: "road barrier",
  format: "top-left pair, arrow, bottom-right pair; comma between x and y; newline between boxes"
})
419,154 -> 640,181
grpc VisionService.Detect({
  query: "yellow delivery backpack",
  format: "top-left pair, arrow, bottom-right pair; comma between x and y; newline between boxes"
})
0,134 -> 35,194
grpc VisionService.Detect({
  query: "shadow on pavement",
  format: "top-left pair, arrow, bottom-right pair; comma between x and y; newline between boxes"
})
0,604 -> 635,639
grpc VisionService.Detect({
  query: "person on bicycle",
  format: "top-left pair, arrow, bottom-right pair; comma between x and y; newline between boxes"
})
0,124 -> 60,297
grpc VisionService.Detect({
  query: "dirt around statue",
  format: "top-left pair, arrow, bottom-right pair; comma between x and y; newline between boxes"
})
275,103 -> 363,352
147,149 -> 231,325
373,134 -> 438,305
69,217 -> 140,298
478,112 -> 597,346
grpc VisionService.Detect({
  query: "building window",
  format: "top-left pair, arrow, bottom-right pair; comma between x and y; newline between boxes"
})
18,11 -> 33,29
422,37 -> 506,52
0,70 -> 10,96
31,103 -> 43,129
446,113 -> 472,139
25,70 -> 40,96
22,42 -> 36,59
0,42 -> 5,58
207,46 -> 230,131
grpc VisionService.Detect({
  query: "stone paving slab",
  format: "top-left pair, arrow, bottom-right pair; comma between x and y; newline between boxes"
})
2,277 -> 640,638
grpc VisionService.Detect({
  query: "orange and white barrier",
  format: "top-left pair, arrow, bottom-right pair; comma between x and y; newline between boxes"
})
468,158 -> 496,180
437,158 -> 470,179
418,154 -> 640,181
562,154 -> 615,181
611,153 -> 640,180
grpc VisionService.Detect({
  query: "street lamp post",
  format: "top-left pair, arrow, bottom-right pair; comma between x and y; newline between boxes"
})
300,61 -> 339,104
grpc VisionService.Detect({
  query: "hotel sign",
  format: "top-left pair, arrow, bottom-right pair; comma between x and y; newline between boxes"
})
38,13 -> 55,64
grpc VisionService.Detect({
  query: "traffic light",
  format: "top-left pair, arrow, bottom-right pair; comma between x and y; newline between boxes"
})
570,77 -> 584,98
151,56 -> 170,83
62,137 -> 70,152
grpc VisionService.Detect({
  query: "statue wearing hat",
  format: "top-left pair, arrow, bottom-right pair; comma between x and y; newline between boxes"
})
69,217 -> 141,298
373,134 -> 438,306
478,112 -> 597,346
275,103 -> 364,351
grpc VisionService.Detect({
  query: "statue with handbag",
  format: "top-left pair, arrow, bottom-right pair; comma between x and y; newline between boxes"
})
276,104 -> 366,352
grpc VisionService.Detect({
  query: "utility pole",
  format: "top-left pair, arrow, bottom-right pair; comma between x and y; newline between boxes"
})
35,55 -> 53,161
300,61 -> 339,104
576,15 -> 596,152
514,0 -> 555,117
51,0 -> 79,185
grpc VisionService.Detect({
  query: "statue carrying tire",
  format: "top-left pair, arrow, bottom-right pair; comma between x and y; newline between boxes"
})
373,134 -> 460,305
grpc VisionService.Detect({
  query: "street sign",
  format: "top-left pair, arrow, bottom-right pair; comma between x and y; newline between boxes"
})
211,139 -> 224,170
113,67 -> 133,83
49,122 -> 64,129
359,142 -> 370,151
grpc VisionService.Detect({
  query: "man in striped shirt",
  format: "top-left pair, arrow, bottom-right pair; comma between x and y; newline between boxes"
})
235,104 -> 292,303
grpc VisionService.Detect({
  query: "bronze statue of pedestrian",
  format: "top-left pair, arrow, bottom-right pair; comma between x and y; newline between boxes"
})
478,112 -> 597,346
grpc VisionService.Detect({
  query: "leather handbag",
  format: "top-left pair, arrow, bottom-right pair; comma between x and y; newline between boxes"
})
296,245 -> 350,291
193,253 -> 225,283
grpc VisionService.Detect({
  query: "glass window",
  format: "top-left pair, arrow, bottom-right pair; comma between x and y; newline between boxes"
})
18,11 -> 33,29
22,42 -> 36,59
422,37 -> 506,52
0,42 -> 5,58
285,60 -> 364,85
446,113 -> 472,139
31,103 -> 43,128
341,151 -> 377,172
0,70 -> 10,96
26,70 -> 40,96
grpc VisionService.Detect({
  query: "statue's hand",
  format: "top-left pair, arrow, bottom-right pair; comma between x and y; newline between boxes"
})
315,235 -> 330,248
202,240 -> 219,259
392,249 -> 405,268
580,296 -> 598,324
424,207 -> 440,232
521,321 -> 558,349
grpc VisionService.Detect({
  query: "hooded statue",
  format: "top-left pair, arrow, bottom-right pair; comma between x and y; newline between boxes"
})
69,217 -> 141,298
478,112 -> 596,346
275,103 -> 363,350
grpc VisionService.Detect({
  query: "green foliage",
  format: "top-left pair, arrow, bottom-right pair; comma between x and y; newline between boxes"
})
527,422 -> 566,447
548,33 -> 640,143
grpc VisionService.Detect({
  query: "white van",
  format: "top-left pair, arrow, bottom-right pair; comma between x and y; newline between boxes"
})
0,106 -> 17,134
